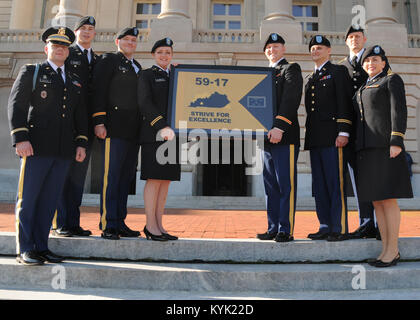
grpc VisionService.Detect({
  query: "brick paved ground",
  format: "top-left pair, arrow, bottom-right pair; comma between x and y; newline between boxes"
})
1,203 -> 419,238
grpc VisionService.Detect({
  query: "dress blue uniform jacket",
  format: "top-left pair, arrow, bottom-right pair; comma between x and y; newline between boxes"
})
8,61 -> 88,156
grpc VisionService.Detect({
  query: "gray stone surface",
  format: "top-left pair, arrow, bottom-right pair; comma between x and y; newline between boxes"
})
1,232 -> 420,263
0,257 -> 420,292
1,286 -> 419,300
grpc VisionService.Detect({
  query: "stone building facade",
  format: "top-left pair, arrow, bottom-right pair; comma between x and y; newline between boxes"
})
0,0 -> 419,202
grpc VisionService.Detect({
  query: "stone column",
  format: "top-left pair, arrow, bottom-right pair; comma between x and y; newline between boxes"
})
53,0 -> 88,28
365,0 -> 408,48
260,0 -> 302,45
150,0 -> 193,42
9,0 -> 36,29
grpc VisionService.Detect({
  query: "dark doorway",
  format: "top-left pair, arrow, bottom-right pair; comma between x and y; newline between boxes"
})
201,139 -> 249,196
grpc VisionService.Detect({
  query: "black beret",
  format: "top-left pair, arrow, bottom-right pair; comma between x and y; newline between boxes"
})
361,45 -> 387,65
42,26 -> 75,46
308,35 -> 331,51
116,27 -> 139,40
74,16 -> 96,31
151,37 -> 174,53
263,33 -> 285,52
345,25 -> 364,40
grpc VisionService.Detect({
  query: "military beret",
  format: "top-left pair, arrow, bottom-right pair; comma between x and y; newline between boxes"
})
361,45 -> 387,65
116,27 -> 139,40
345,25 -> 364,40
151,37 -> 174,53
308,35 -> 331,51
263,33 -> 285,52
74,16 -> 96,31
42,26 -> 75,46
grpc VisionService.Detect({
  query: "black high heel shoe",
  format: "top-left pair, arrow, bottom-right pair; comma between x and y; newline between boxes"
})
162,232 -> 178,241
374,252 -> 401,268
143,226 -> 168,241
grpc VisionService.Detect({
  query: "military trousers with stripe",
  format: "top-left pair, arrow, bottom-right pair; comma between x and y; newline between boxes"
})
309,146 -> 348,234
54,138 -> 93,230
263,144 -> 299,235
15,156 -> 71,254
99,137 -> 140,231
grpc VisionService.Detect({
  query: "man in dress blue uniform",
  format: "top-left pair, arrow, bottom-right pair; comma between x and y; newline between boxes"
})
92,27 -> 142,240
257,34 -> 303,242
339,25 -> 377,239
8,27 -> 88,265
304,35 -> 353,241
53,16 -> 99,237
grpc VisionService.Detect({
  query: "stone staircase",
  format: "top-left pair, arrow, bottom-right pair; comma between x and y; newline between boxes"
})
0,232 -> 419,299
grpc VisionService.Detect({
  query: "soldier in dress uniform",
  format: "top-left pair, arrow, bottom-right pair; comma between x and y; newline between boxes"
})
92,27 -> 142,240
339,25 -> 377,239
53,16 -> 99,237
137,38 -> 180,241
8,27 -> 88,265
304,35 -> 353,242
256,33 -> 303,242
354,45 -> 413,267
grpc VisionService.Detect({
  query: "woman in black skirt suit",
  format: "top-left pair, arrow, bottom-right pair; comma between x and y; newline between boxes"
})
137,38 -> 180,241
354,45 -> 413,267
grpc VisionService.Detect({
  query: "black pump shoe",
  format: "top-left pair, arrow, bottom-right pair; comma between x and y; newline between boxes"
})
162,232 -> 178,241
143,226 -> 168,241
374,253 -> 401,268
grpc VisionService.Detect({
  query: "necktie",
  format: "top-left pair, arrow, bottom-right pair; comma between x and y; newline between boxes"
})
351,56 -> 358,68
83,49 -> 91,64
57,67 -> 65,84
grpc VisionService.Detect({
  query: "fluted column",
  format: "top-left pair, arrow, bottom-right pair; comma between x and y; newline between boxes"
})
260,0 -> 302,45
150,0 -> 193,42
365,0 -> 408,48
9,0 -> 36,29
52,0 -> 88,28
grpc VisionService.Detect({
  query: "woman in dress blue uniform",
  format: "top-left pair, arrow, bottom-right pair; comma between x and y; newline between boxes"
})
137,38 -> 180,241
354,45 -> 413,267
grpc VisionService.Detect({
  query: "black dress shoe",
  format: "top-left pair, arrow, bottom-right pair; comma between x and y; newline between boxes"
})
69,226 -> 92,237
256,231 -> 277,240
275,232 -> 294,242
52,227 -> 72,237
349,225 -> 377,239
327,232 -> 348,242
367,258 -> 379,266
16,251 -> 44,266
119,224 -> 140,238
37,250 -> 64,263
101,228 -> 120,240
162,232 -> 178,241
307,230 -> 329,240
143,226 -> 168,241
374,253 -> 400,268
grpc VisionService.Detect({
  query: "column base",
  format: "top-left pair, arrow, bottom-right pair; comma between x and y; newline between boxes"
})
366,23 -> 408,48
260,19 -> 302,45
150,17 -> 193,43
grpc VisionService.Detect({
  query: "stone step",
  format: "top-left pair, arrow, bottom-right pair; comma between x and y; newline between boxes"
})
2,285 -> 420,300
0,257 -> 420,292
1,232 -> 419,263
1,192 -> 419,210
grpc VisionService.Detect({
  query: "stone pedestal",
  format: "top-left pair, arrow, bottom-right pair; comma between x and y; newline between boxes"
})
53,0 -> 87,28
365,0 -> 408,48
260,0 -> 302,45
149,0 -> 192,42
9,0 -> 35,29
